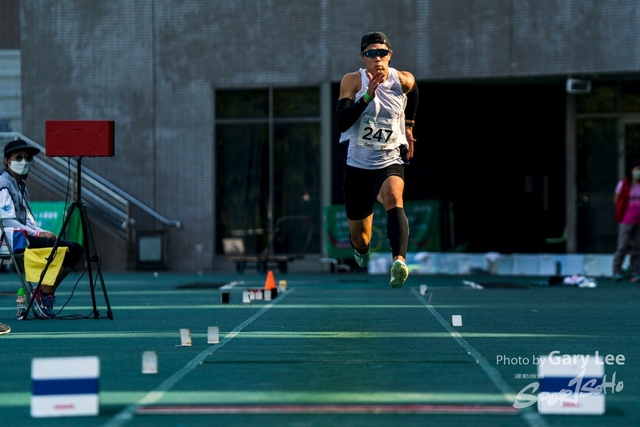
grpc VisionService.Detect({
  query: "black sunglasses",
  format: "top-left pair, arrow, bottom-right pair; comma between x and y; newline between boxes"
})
12,154 -> 33,162
363,49 -> 391,59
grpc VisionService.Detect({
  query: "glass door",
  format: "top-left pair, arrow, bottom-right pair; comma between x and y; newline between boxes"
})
576,117 -> 617,253
575,84 -> 640,253
215,87 -> 321,256
577,116 -> 640,253
623,120 -> 640,163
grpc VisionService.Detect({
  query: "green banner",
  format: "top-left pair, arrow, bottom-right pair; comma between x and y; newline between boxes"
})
323,200 -> 441,260
30,201 -> 83,245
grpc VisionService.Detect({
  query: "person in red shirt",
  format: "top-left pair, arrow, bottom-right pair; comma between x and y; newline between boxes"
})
613,158 -> 640,282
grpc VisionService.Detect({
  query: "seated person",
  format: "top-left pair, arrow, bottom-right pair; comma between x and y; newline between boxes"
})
0,139 -> 83,318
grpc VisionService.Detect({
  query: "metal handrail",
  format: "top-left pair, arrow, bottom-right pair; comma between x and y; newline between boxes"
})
0,132 -> 181,231
29,160 -> 129,227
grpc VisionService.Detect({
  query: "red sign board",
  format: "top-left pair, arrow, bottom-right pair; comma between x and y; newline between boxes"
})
45,120 -> 114,157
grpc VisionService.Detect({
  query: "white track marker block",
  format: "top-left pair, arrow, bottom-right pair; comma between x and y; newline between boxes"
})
142,351 -> 158,374
31,356 -> 100,417
264,289 -> 272,301
255,290 -> 263,300
278,280 -> 288,290
179,328 -> 192,346
242,291 -> 251,304
419,284 -> 428,295
537,354 -> 605,415
208,326 -> 220,344
451,315 -> 463,327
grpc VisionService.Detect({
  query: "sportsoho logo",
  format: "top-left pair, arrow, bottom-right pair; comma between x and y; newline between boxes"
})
495,351 -> 626,409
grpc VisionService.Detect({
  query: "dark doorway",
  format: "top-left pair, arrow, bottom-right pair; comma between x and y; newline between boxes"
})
332,82 -> 567,254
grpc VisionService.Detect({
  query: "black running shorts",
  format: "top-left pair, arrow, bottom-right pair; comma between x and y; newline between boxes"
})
343,163 -> 405,220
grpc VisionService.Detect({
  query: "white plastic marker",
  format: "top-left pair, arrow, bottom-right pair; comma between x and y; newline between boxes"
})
451,315 -> 463,327
411,288 -> 549,427
31,356 -> 100,417
536,354 -> 605,415
242,291 -> 251,304
462,280 -> 484,289
207,326 -> 220,344
142,352 -> 158,374
179,329 -> 192,346
100,290 -> 294,427
419,284 -> 428,295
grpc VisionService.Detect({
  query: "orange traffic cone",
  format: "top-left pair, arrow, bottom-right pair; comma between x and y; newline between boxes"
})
264,270 -> 276,290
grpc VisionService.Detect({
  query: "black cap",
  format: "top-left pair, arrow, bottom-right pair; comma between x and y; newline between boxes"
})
4,139 -> 41,158
361,31 -> 391,52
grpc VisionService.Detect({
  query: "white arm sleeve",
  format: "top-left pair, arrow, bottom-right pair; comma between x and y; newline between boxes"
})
0,188 -> 16,220
0,188 -> 40,236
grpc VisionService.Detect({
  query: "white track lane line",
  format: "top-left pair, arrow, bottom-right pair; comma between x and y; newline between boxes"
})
100,289 -> 294,427
411,288 -> 549,427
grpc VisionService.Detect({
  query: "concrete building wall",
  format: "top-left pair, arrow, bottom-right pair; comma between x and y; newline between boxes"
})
19,0 -> 640,270
0,50 -> 21,132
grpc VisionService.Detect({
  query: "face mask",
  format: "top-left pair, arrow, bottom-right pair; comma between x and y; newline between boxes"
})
9,160 -> 30,175
634,170 -> 640,180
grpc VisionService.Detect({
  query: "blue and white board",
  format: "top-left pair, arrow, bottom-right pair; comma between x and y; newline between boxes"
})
31,356 -> 100,417
537,354 -> 604,415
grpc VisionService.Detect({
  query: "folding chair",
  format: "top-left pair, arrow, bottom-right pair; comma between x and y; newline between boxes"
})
0,218 -> 37,318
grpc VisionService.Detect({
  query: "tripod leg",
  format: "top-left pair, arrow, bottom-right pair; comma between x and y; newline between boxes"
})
79,203 -> 113,320
95,266 -> 113,320
78,204 -> 99,318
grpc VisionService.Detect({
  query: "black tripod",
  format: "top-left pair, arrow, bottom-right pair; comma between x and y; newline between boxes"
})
22,156 -> 113,320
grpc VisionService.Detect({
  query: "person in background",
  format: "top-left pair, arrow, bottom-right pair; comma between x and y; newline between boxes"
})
612,158 -> 640,282
0,139 -> 83,317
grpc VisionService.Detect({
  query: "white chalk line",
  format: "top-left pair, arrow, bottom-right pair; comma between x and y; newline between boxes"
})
100,289 -> 294,427
411,288 -> 549,427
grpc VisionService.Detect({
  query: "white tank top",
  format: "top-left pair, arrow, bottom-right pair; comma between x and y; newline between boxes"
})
339,67 -> 408,169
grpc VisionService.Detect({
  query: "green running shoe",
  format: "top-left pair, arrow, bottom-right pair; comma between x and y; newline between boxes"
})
389,260 -> 409,288
354,248 -> 371,268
